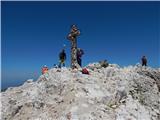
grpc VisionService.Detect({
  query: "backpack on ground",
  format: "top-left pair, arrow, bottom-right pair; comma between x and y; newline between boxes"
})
82,68 -> 89,75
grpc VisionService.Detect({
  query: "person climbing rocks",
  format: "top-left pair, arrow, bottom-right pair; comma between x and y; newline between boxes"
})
77,48 -> 84,67
141,56 -> 147,66
42,65 -> 49,74
59,49 -> 66,68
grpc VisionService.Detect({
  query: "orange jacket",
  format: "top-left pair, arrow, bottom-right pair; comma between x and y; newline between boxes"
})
42,67 -> 48,74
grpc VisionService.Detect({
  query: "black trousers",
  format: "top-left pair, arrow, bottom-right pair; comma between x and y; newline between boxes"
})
142,62 -> 147,66
77,58 -> 82,67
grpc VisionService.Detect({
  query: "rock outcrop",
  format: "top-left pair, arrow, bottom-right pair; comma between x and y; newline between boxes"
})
1,63 -> 160,120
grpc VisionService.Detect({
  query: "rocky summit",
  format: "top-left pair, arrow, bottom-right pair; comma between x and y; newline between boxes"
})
1,63 -> 160,120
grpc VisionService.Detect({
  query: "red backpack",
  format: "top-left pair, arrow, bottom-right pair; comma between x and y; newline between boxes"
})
82,68 -> 89,75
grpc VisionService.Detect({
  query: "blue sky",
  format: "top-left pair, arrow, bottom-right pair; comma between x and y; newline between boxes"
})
1,1 -> 160,89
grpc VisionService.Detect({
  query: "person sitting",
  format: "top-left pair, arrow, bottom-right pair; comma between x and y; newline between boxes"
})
42,65 -> 49,74
53,64 -> 58,68
99,60 -> 109,68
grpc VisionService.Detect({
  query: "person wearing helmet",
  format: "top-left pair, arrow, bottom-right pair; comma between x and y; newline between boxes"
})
42,65 -> 49,74
59,49 -> 66,68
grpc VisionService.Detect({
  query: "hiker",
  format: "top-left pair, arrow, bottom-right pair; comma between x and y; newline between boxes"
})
99,60 -> 109,68
77,48 -> 84,67
141,56 -> 147,66
42,65 -> 49,74
59,49 -> 66,68
53,64 -> 58,68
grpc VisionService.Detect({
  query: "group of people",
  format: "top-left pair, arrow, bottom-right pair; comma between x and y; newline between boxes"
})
41,52 -> 148,75
58,48 -> 84,68
41,48 -> 84,74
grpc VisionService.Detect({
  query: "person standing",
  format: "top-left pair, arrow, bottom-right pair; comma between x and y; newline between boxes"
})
77,48 -> 84,67
141,56 -> 147,66
59,49 -> 66,68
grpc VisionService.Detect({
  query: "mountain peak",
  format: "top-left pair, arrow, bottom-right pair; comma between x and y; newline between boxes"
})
1,63 -> 160,120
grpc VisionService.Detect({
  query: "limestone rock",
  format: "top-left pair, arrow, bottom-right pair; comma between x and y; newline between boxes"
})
1,64 -> 160,120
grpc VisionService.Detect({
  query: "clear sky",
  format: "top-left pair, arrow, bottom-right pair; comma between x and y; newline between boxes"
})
1,1 -> 160,89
